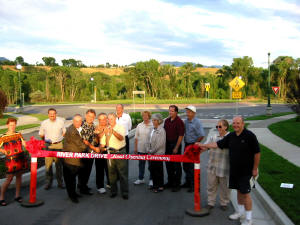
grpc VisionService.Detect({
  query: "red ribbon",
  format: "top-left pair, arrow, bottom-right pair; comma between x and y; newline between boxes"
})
26,137 -> 200,163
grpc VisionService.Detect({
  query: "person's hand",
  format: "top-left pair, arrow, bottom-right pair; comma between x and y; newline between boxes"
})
252,168 -> 259,178
83,140 -> 89,145
134,148 -> 138,154
172,147 -> 178,154
94,147 -> 100,153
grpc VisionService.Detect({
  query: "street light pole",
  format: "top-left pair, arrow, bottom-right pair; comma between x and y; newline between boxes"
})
16,64 -> 23,108
90,77 -> 94,102
266,52 -> 272,115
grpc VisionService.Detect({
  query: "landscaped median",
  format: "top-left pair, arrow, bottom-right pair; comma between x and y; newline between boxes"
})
259,144 -> 300,225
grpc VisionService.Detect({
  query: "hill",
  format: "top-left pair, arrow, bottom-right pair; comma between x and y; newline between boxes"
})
0,57 -> 9,62
1,65 -> 219,75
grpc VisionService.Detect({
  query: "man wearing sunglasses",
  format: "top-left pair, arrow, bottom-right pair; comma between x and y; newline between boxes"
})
182,105 -> 205,192
197,116 -> 260,225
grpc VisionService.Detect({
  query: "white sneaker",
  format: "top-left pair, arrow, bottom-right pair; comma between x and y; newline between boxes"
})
134,179 -> 145,185
228,212 -> 245,220
241,219 -> 253,225
97,188 -> 106,194
148,180 -> 153,186
106,184 -> 111,189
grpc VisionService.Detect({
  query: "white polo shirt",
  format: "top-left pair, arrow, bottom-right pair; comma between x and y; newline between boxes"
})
39,117 -> 66,143
116,113 -> 132,136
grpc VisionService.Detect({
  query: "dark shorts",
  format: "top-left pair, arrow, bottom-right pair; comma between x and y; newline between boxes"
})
229,174 -> 252,194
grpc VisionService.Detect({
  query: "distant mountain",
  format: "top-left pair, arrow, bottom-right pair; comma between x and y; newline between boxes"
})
160,61 -> 222,68
0,57 -> 9,62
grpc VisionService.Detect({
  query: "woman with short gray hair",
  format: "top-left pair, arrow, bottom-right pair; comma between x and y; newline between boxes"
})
148,113 -> 166,193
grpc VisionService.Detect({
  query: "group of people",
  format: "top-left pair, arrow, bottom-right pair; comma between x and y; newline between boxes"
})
0,103 -> 260,225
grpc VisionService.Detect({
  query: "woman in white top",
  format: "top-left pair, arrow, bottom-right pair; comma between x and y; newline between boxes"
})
205,119 -> 231,211
133,111 -> 153,186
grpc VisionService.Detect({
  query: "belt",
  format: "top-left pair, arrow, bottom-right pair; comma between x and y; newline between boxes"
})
51,141 -> 62,145
107,147 -> 126,153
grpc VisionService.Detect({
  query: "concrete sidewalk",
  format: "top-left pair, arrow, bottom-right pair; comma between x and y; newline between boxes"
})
248,114 -> 300,167
0,113 -> 40,129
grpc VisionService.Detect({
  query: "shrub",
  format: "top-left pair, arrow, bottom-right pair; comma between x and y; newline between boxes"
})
0,89 -> 8,118
29,90 -> 46,102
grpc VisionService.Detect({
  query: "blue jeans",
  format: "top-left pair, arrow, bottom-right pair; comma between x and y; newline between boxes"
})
138,153 -> 152,180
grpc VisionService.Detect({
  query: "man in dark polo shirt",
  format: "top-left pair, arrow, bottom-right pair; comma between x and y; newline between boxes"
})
164,105 -> 185,192
197,116 -> 260,225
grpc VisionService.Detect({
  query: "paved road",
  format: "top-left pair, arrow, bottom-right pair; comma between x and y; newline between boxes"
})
1,129 -> 240,225
20,103 -> 292,120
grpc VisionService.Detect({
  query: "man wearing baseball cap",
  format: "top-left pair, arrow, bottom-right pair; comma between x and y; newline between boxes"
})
182,105 -> 205,192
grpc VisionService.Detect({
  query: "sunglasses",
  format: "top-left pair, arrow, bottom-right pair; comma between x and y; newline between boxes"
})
216,125 -> 222,129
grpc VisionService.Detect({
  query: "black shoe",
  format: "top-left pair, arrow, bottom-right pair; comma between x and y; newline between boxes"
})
80,190 -> 93,195
122,195 -> 129,200
110,193 -> 117,198
44,184 -> 51,190
207,205 -> 214,211
171,186 -> 181,192
181,183 -> 190,188
75,193 -> 82,198
164,183 -> 172,189
70,197 -> 79,203
58,184 -> 65,189
220,205 -> 227,211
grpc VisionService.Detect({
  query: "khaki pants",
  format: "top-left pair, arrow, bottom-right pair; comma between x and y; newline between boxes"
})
207,172 -> 231,206
45,142 -> 63,186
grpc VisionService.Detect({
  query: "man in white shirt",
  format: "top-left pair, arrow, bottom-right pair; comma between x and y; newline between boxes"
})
39,108 -> 66,190
116,104 -> 132,154
106,113 -> 128,199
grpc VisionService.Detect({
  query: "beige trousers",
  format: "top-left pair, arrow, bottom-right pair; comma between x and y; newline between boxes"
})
45,142 -> 63,186
207,172 -> 231,206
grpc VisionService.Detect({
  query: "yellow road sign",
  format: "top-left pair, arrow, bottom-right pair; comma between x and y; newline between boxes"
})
205,83 -> 210,91
232,91 -> 242,99
229,76 -> 245,91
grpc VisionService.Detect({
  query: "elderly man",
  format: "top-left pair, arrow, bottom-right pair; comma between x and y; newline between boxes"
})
39,108 -> 66,190
106,113 -> 128,199
164,105 -> 184,192
182,105 -> 205,192
197,116 -> 260,225
78,109 -> 97,195
63,114 -> 88,203
116,104 -> 132,154
95,113 -> 110,194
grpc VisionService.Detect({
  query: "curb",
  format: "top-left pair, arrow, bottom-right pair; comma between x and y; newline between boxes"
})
253,182 -> 295,225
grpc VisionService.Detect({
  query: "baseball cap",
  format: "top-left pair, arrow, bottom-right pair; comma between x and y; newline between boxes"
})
185,105 -> 196,113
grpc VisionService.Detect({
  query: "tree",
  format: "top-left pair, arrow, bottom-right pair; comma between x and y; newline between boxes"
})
0,89 -> 8,118
67,68 -> 83,101
61,58 -> 81,67
42,57 -> 58,66
50,67 -> 70,101
286,70 -> 300,121
179,62 -> 195,97
15,56 -> 24,65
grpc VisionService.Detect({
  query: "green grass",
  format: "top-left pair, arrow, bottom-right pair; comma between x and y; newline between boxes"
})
0,124 -> 40,134
0,114 -> 17,126
259,144 -> 300,225
268,118 -> 300,147
245,112 -> 295,121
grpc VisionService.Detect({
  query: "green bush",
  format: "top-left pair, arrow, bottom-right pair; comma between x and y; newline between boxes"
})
29,90 -> 46,102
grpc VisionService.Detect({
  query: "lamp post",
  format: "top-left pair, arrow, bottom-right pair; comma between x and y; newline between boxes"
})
90,77 -> 94,102
16,64 -> 23,108
266,52 -> 272,115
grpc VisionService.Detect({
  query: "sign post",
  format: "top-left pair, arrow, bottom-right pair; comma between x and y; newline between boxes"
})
204,83 -> 210,103
229,77 -> 245,115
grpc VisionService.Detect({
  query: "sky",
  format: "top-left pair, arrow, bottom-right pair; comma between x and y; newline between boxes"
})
0,0 -> 300,67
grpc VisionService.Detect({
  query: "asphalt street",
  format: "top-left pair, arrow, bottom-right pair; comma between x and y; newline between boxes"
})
1,129 -> 240,225
21,103 -> 292,120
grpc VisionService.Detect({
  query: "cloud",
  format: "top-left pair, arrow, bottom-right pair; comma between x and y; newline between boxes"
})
0,0 -> 299,67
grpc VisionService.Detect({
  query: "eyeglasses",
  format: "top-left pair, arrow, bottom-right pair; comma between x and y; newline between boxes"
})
216,126 -> 222,129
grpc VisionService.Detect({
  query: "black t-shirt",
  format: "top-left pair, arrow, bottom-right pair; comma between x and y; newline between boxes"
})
217,129 -> 260,176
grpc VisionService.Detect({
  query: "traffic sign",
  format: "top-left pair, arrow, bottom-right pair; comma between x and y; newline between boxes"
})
232,91 -> 242,99
272,86 -> 280,95
229,76 -> 245,91
205,83 -> 210,92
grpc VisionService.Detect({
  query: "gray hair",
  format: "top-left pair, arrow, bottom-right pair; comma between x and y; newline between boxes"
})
108,113 -> 117,118
152,113 -> 163,124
